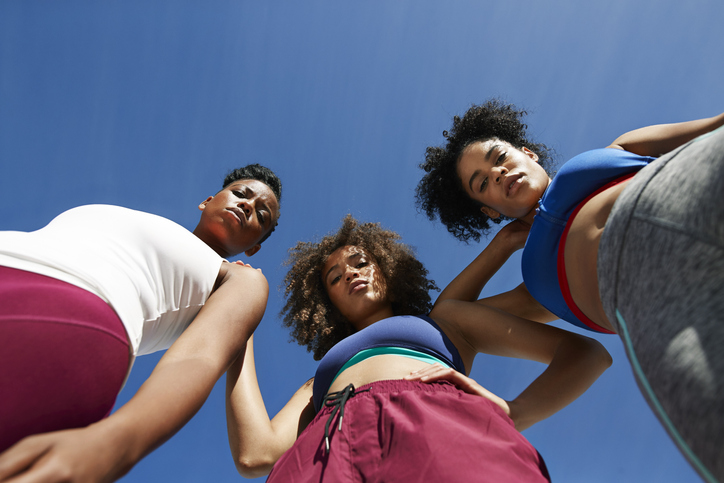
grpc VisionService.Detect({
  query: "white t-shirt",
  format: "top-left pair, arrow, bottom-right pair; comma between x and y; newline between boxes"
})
0,205 -> 223,358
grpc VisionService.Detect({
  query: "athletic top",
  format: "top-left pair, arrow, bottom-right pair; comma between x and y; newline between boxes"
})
312,314 -> 466,411
0,205 -> 223,358
521,148 -> 655,332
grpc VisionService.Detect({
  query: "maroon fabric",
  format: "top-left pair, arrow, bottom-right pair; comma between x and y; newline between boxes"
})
0,266 -> 130,452
267,379 -> 550,483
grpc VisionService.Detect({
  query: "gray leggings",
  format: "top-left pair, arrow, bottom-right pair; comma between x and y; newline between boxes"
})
599,125 -> 724,483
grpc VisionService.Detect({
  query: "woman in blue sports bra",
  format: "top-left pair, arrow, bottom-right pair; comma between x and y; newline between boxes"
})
225,215 -> 611,482
416,99 -> 724,482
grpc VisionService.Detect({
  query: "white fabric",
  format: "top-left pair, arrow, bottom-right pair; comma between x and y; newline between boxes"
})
0,205 -> 223,357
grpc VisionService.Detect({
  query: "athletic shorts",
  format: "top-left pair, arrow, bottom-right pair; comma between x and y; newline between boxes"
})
267,379 -> 550,483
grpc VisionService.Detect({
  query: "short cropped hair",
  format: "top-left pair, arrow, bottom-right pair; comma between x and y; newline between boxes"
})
224,164 -> 282,243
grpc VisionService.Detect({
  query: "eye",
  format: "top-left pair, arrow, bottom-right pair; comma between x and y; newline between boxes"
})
496,152 -> 506,165
257,210 -> 265,224
356,261 -> 368,269
330,274 -> 341,285
480,177 -> 488,192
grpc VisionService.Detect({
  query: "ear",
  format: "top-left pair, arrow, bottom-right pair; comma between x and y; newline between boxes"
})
480,205 -> 500,219
198,196 -> 213,211
521,147 -> 539,163
244,244 -> 261,257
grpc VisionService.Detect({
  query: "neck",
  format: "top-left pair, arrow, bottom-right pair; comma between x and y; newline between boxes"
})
192,225 -> 231,258
518,176 -> 552,226
354,306 -> 396,331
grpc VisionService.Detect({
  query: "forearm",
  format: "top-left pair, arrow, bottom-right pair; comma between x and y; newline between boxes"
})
507,335 -> 611,431
436,236 -> 518,305
87,356 -> 226,480
225,338 -> 283,478
476,283 -> 557,324
611,112 -> 724,156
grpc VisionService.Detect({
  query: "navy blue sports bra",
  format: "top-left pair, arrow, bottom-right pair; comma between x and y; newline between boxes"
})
521,148 -> 655,332
312,315 -> 466,411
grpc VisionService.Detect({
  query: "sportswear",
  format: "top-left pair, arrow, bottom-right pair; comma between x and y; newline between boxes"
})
521,149 -> 655,332
312,315 -> 466,411
0,204 -> 224,357
598,127 -> 724,482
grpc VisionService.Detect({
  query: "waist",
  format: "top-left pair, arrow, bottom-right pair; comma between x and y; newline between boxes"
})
559,174 -> 635,333
326,349 -> 453,396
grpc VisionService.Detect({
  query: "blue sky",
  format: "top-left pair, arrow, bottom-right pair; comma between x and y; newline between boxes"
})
2,1 -> 722,481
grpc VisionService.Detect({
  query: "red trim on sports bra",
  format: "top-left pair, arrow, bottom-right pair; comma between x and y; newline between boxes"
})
557,173 -> 636,334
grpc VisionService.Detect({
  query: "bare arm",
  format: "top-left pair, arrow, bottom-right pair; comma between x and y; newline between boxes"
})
225,336 -> 315,478
436,221 -> 556,324
436,220 -> 528,305
0,263 -> 269,483
431,299 -> 611,431
608,112 -> 724,156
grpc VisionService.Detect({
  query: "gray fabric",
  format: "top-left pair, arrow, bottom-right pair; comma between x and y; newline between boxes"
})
599,126 -> 724,482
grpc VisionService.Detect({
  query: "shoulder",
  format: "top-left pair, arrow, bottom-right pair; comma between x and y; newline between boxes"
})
215,262 -> 269,294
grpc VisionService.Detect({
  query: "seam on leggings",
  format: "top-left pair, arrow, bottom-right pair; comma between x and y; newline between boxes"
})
615,309 -> 718,483
631,213 -> 724,249
0,314 -> 129,346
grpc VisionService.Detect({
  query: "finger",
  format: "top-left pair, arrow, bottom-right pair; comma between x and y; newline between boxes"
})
405,363 -> 446,378
405,364 -> 455,381
0,440 -> 50,481
4,455 -> 68,483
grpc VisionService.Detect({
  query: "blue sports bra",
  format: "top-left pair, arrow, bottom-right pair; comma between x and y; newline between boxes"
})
521,148 -> 655,332
312,315 -> 466,411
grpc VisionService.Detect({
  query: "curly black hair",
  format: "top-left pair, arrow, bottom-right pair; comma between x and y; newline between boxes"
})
224,164 -> 282,244
281,215 -> 439,360
416,99 -> 554,242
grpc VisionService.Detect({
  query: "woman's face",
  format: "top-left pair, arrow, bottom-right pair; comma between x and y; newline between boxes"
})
322,245 -> 394,331
456,139 -> 551,222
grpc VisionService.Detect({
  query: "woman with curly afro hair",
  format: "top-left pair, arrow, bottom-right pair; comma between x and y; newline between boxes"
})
418,98 -> 724,481
225,214 -> 611,482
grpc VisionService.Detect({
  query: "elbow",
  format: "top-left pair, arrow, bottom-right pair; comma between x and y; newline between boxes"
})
578,336 -> 613,373
234,454 -> 275,479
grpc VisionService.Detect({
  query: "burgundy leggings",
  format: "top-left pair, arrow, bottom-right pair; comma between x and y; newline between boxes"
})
0,266 -> 130,452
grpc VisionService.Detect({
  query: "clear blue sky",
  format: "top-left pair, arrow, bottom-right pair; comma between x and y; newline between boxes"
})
2,1 -> 722,481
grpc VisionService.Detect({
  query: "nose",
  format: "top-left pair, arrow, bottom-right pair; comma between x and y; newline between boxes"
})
238,198 -> 255,216
491,165 -> 507,184
345,270 -> 360,282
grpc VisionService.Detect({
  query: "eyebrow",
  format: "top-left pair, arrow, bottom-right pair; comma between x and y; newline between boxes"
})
486,143 -> 501,160
235,183 -> 274,225
324,253 -> 363,282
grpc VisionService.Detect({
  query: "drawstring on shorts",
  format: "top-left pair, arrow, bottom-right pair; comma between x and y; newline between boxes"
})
322,383 -> 369,454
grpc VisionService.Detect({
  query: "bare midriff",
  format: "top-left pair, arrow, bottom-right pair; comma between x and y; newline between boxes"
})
563,179 -> 632,334
326,354 -> 437,395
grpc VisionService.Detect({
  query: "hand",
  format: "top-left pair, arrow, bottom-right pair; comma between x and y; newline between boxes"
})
404,364 -> 511,418
0,426 -> 128,483
231,260 -> 262,273
495,220 -> 531,251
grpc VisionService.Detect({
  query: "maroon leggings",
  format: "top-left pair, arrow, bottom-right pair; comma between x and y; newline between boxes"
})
0,267 -> 130,452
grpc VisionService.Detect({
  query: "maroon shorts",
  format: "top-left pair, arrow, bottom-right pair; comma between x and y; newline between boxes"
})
0,266 -> 130,452
267,379 -> 550,482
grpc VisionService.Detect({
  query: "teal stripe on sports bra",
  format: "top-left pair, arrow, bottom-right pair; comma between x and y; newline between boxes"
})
329,346 -> 453,388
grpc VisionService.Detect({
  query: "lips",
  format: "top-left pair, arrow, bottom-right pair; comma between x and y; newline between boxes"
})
228,207 -> 247,225
349,279 -> 368,294
505,173 -> 523,197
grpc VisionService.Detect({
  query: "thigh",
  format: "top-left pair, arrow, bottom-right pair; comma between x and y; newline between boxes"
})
0,267 -> 130,452
598,126 -> 724,482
